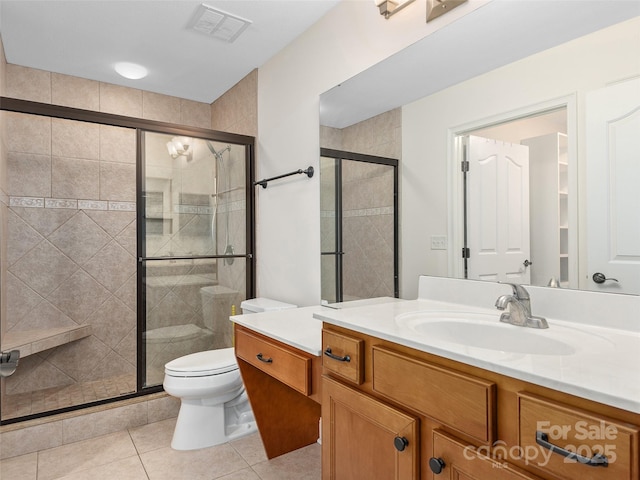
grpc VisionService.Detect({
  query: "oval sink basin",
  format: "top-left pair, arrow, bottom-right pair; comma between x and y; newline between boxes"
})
395,311 -> 590,356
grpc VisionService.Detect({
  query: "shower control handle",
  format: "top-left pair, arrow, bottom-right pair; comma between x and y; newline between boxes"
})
256,353 -> 273,364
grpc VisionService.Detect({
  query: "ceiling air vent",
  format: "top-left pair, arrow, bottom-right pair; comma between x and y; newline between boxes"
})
189,4 -> 252,43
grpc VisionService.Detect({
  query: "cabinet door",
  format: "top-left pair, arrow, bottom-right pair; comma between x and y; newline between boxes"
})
431,430 -> 542,480
322,376 -> 419,480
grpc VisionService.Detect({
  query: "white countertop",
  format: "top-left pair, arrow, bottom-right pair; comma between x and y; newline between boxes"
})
229,297 -> 403,357
313,298 -> 640,414
230,305 -> 324,356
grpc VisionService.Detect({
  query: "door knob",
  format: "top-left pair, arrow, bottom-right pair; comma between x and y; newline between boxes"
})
428,457 -> 446,474
523,259 -> 532,267
592,272 -> 619,284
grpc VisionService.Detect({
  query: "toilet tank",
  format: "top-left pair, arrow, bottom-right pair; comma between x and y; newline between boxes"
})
240,297 -> 296,314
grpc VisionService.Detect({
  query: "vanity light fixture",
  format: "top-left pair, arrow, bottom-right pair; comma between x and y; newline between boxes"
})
375,0 -> 417,19
426,0 -> 467,23
167,137 -> 192,160
114,62 -> 148,80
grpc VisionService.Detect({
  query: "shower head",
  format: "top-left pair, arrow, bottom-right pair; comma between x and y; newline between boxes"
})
206,141 -> 231,162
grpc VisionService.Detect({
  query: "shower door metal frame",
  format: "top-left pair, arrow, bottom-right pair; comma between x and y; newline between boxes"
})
0,97 -> 256,423
320,148 -> 399,302
136,128 -> 256,391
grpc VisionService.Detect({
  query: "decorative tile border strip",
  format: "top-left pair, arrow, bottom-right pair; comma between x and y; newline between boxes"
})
9,196 -> 136,212
78,199 -> 108,210
45,198 -> 77,209
343,206 -> 394,217
9,196 -> 45,208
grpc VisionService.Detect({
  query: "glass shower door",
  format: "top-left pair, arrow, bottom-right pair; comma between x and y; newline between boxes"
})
140,132 -> 250,387
320,149 -> 398,303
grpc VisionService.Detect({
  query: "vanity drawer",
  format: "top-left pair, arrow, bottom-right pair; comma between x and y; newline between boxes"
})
372,346 -> 495,444
322,329 -> 364,384
518,392 -> 639,480
235,327 -> 312,396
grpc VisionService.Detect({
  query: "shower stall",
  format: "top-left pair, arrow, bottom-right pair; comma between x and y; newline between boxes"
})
0,100 -> 255,424
320,148 -> 398,303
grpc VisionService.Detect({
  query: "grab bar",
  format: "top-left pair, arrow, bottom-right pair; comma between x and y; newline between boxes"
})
254,166 -> 314,189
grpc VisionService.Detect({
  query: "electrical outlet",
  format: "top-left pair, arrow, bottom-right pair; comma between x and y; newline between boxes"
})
431,235 -> 447,250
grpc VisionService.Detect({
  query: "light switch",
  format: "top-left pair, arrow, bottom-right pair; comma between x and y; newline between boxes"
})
431,235 -> 447,250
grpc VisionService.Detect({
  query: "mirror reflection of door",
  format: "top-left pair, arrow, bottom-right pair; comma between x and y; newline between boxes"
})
464,135 -> 531,284
320,149 -> 399,303
459,108 -> 575,288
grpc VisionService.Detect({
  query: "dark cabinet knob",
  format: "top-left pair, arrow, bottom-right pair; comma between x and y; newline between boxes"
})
429,457 -> 446,474
393,436 -> 409,452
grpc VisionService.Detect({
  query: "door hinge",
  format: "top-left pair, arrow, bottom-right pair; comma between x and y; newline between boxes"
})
462,247 -> 470,259
461,160 -> 469,172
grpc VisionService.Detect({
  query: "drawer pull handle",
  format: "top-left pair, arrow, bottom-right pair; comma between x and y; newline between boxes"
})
324,348 -> 350,363
256,353 -> 273,364
535,431 -> 608,467
428,457 -> 446,474
393,436 -> 409,452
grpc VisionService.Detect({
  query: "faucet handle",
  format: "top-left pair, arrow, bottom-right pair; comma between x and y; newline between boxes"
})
501,282 -> 530,301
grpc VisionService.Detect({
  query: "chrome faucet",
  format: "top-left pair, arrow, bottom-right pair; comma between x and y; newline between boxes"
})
495,283 -> 548,329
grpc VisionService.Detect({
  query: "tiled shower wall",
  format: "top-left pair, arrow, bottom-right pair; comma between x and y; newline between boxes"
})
211,69 -> 257,309
320,109 -> 400,300
1,62 -> 212,421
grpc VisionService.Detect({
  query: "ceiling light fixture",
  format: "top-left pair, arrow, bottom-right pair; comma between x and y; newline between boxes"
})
167,137 -> 192,160
375,0 -> 416,19
114,62 -> 148,80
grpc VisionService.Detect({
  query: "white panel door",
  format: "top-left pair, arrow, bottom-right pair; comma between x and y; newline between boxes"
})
586,77 -> 640,294
466,135 -> 531,284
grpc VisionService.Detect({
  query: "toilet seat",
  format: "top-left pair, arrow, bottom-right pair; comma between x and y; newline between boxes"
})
165,348 -> 238,377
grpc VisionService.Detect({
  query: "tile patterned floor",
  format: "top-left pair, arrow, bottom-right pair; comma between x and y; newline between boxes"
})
0,418 -> 321,479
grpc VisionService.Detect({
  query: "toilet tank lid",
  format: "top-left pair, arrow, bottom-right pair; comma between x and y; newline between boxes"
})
240,297 -> 297,312
165,348 -> 238,375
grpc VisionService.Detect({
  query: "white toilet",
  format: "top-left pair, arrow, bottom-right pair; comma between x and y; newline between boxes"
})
163,297 -> 296,450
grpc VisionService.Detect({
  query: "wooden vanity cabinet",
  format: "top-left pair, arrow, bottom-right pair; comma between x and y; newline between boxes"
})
323,376 -> 419,480
321,324 -> 640,480
234,324 -> 322,459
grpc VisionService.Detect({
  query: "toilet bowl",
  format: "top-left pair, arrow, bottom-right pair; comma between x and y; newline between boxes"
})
163,348 -> 257,450
163,297 -> 297,450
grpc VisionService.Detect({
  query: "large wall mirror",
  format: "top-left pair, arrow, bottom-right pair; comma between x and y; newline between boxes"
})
320,2 -> 640,297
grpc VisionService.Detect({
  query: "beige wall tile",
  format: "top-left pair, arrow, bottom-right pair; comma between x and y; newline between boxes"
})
100,162 -> 136,201
143,91 -> 181,124
0,420 -> 63,459
181,99 -> 211,129
100,124 -> 136,164
6,111 -> 51,155
52,118 -> 100,160
6,64 -> 51,103
99,83 -> 142,117
52,73 -> 100,110
146,394 -> 180,424
52,157 -> 100,199
61,402 -> 147,444
0,35 -> 6,97
7,152 -> 51,197
211,69 -> 257,137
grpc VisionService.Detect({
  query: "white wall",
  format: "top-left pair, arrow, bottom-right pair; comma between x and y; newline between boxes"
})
256,0 -> 489,306
402,17 -> 640,299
